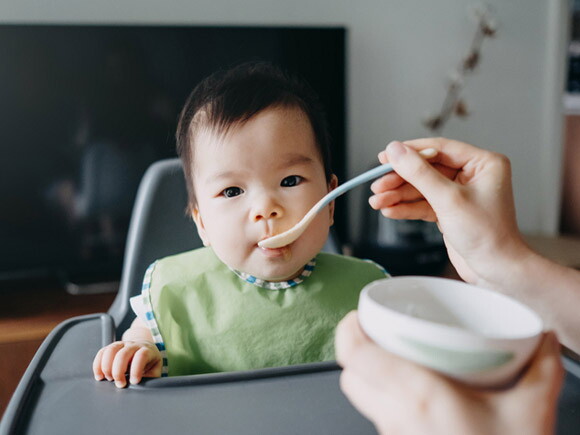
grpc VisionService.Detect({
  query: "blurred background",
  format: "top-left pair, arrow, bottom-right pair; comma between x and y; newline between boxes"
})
0,25 -> 347,290
0,0 -> 575,290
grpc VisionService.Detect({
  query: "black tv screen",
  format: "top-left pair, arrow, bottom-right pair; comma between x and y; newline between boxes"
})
0,24 -> 346,289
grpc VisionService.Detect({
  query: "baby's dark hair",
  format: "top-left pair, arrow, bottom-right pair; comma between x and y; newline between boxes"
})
176,61 -> 333,211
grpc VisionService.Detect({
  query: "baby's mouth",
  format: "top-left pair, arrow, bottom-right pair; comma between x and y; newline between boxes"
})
257,235 -> 292,254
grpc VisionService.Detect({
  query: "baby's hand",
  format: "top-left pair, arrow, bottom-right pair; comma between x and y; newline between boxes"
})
92,340 -> 162,388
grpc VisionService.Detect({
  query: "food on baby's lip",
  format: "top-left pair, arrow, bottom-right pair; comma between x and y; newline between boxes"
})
260,244 -> 289,250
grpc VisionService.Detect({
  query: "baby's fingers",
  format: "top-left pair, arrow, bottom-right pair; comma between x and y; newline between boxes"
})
92,348 -> 105,381
130,347 -> 162,385
112,345 -> 139,388
100,342 -> 125,381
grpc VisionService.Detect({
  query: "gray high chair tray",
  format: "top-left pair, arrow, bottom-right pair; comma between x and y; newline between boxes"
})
2,313 -> 580,434
0,314 -> 377,434
3,158 -> 580,434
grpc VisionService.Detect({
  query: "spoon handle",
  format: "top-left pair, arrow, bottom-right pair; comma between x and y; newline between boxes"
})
315,147 -> 437,210
316,164 -> 394,209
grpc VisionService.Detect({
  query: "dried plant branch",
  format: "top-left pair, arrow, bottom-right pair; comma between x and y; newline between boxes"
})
424,6 -> 497,133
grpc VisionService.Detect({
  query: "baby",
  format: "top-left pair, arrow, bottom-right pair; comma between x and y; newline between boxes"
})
93,62 -> 389,388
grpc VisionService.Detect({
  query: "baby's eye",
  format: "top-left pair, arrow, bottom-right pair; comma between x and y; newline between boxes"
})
222,186 -> 244,198
280,175 -> 303,187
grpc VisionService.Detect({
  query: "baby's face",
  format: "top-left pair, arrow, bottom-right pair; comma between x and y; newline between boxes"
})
191,106 -> 337,281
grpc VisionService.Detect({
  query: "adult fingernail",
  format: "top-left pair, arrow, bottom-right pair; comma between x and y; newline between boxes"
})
368,195 -> 378,208
386,141 -> 407,162
115,381 -> 125,388
130,377 -> 138,385
94,375 -> 102,381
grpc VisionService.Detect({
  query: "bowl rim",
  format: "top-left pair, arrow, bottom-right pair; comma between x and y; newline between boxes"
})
360,276 -> 544,341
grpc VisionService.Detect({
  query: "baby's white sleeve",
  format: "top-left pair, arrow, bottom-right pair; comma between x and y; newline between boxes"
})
129,295 -> 149,324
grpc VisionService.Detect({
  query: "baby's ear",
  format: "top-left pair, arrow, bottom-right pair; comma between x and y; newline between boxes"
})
328,174 -> 339,226
191,207 -> 210,247
328,174 -> 338,190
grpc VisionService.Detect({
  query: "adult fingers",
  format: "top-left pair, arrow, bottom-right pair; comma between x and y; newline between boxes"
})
339,369 -> 378,422
505,332 -> 564,402
401,137 -> 491,170
335,311 -> 395,380
374,146 -> 441,191
496,332 -> 564,433
335,311 -> 363,367
339,368 -> 403,432
370,171 -> 407,194
369,184 -> 423,209
377,200 -> 437,222
385,142 -> 458,212
336,314 -> 404,428
378,140 -> 447,165
371,163 -> 458,195
336,311 -> 439,395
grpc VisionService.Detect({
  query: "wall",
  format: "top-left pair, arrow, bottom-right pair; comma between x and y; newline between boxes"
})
0,0 -> 567,240
562,115 -> 580,235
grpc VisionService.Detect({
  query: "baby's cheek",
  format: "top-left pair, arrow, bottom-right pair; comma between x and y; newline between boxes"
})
212,246 -> 246,273
304,215 -> 331,245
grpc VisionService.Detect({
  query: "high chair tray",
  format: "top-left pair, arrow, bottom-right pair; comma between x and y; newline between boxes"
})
1,314 -> 375,434
2,313 -> 580,435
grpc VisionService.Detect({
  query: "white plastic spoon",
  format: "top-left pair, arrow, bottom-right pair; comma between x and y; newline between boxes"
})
258,147 -> 438,249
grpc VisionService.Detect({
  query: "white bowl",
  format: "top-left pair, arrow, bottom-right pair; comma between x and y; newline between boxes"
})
358,276 -> 543,387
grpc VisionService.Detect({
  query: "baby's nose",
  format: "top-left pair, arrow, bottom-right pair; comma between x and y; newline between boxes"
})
252,197 -> 283,222
253,210 -> 278,222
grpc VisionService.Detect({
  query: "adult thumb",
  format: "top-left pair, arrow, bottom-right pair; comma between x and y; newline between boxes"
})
506,331 -> 564,401
498,331 -> 563,434
386,141 -> 454,209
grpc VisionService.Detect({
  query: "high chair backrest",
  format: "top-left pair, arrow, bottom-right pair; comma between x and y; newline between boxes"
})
108,159 -> 200,335
108,158 -> 342,336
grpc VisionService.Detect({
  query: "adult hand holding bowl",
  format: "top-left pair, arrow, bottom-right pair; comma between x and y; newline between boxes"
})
358,276 -> 544,388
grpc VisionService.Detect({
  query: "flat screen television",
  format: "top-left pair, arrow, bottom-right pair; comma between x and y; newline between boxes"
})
0,24 -> 346,291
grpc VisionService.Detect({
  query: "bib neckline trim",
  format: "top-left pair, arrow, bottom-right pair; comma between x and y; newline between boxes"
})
230,257 -> 316,290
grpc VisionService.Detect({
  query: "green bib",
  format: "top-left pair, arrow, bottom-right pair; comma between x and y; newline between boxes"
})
143,247 -> 388,376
